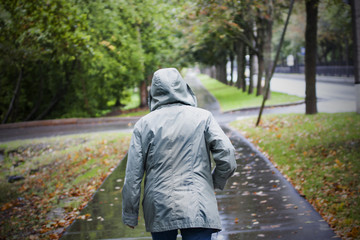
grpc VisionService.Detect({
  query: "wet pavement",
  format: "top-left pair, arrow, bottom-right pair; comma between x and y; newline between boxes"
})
61,155 -> 152,240
214,126 -> 338,239
61,71 -> 339,239
0,118 -> 137,142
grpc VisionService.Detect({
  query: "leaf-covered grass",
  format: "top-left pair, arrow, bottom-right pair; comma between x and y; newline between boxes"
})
198,74 -> 303,112
230,113 -> 360,239
0,132 -> 131,240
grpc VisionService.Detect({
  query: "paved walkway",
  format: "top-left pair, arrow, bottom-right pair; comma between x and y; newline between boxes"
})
61,71 -> 339,239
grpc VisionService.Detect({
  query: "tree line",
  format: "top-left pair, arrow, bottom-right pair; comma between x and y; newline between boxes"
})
182,0 -> 352,113
0,0 -> 353,123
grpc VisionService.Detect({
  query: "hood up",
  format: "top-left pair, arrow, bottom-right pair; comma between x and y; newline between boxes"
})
149,68 -> 197,111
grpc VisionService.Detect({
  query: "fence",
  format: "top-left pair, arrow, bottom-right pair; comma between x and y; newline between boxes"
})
275,65 -> 354,77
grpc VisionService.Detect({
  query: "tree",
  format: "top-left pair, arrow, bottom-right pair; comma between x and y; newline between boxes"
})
0,0 -> 187,123
0,0 -> 91,122
350,0 -> 360,114
305,0 -> 319,114
135,0 -> 189,107
185,0 -> 287,98
259,0 -> 274,99
275,0 -> 352,71
181,1 -> 235,84
318,1 -> 352,65
256,0 -> 295,126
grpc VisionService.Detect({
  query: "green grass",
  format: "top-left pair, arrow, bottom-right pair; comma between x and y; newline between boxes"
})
198,74 -> 303,112
0,132 -> 131,239
118,109 -> 149,117
106,88 -> 149,117
122,91 -> 141,110
230,113 -> 360,239
106,88 -> 139,110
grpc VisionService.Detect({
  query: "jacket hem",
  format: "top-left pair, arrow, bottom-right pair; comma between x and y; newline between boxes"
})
147,221 -> 222,233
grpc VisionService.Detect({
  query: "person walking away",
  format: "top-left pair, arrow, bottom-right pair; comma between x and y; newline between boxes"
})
122,68 -> 237,240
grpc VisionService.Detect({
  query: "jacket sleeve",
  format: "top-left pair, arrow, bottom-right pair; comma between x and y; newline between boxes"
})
205,114 -> 237,190
122,124 -> 145,227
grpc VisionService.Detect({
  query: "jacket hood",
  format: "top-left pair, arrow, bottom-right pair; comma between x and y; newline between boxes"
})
149,68 -> 197,111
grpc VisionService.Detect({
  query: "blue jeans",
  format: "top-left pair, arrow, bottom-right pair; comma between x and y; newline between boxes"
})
151,228 -> 215,240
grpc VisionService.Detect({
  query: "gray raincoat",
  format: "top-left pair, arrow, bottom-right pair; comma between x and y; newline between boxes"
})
122,68 -> 236,233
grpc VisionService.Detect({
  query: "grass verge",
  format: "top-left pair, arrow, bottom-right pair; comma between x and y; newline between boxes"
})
0,132 -> 131,240
117,108 -> 149,117
198,74 -> 303,112
230,113 -> 360,239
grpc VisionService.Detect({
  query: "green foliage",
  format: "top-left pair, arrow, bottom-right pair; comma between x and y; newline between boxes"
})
273,0 -> 352,65
0,0 -> 186,123
1,0 -> 350,122
181,1 -> 289,64
317,0 -> 352,64
0,0 -> 91,122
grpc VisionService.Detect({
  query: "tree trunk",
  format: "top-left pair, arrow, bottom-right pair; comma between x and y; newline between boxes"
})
210,66 -> 216,79
220,60 -> 227,84
350,0 -> 360,114
248,18 -> 256,95
305,0 -> 319,114
35,93 -> 63,120
256,0 -> 295,126
230,52 -> 234,85
256,54 -> 264,96
115,96 -> 121,107
215,57 -> 227,84
25,74 -> 44,121
236,40 -> 245,89
139,79 -> 148,108
248,52 -> 254,94
36,60 -> 76,120
215,64 -> 221,82
242,47 -> 247,92
2,66 -> 23,124
81,77 -> 91,114
263,1 -> 273,100
256,16 -> 265,97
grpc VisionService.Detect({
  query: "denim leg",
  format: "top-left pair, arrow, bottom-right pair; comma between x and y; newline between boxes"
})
151,229 -> 178,240
180,228 -> 216,240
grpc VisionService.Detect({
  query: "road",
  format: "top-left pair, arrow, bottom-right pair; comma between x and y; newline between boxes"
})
271,73 -> 355,113
0,117 -> 138,142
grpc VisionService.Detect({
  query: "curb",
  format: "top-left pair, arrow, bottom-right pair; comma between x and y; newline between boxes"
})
0,116 -> 141,130
223,100 -> 305,114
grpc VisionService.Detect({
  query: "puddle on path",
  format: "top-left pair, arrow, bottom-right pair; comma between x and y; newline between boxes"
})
61,155 -> 151,240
